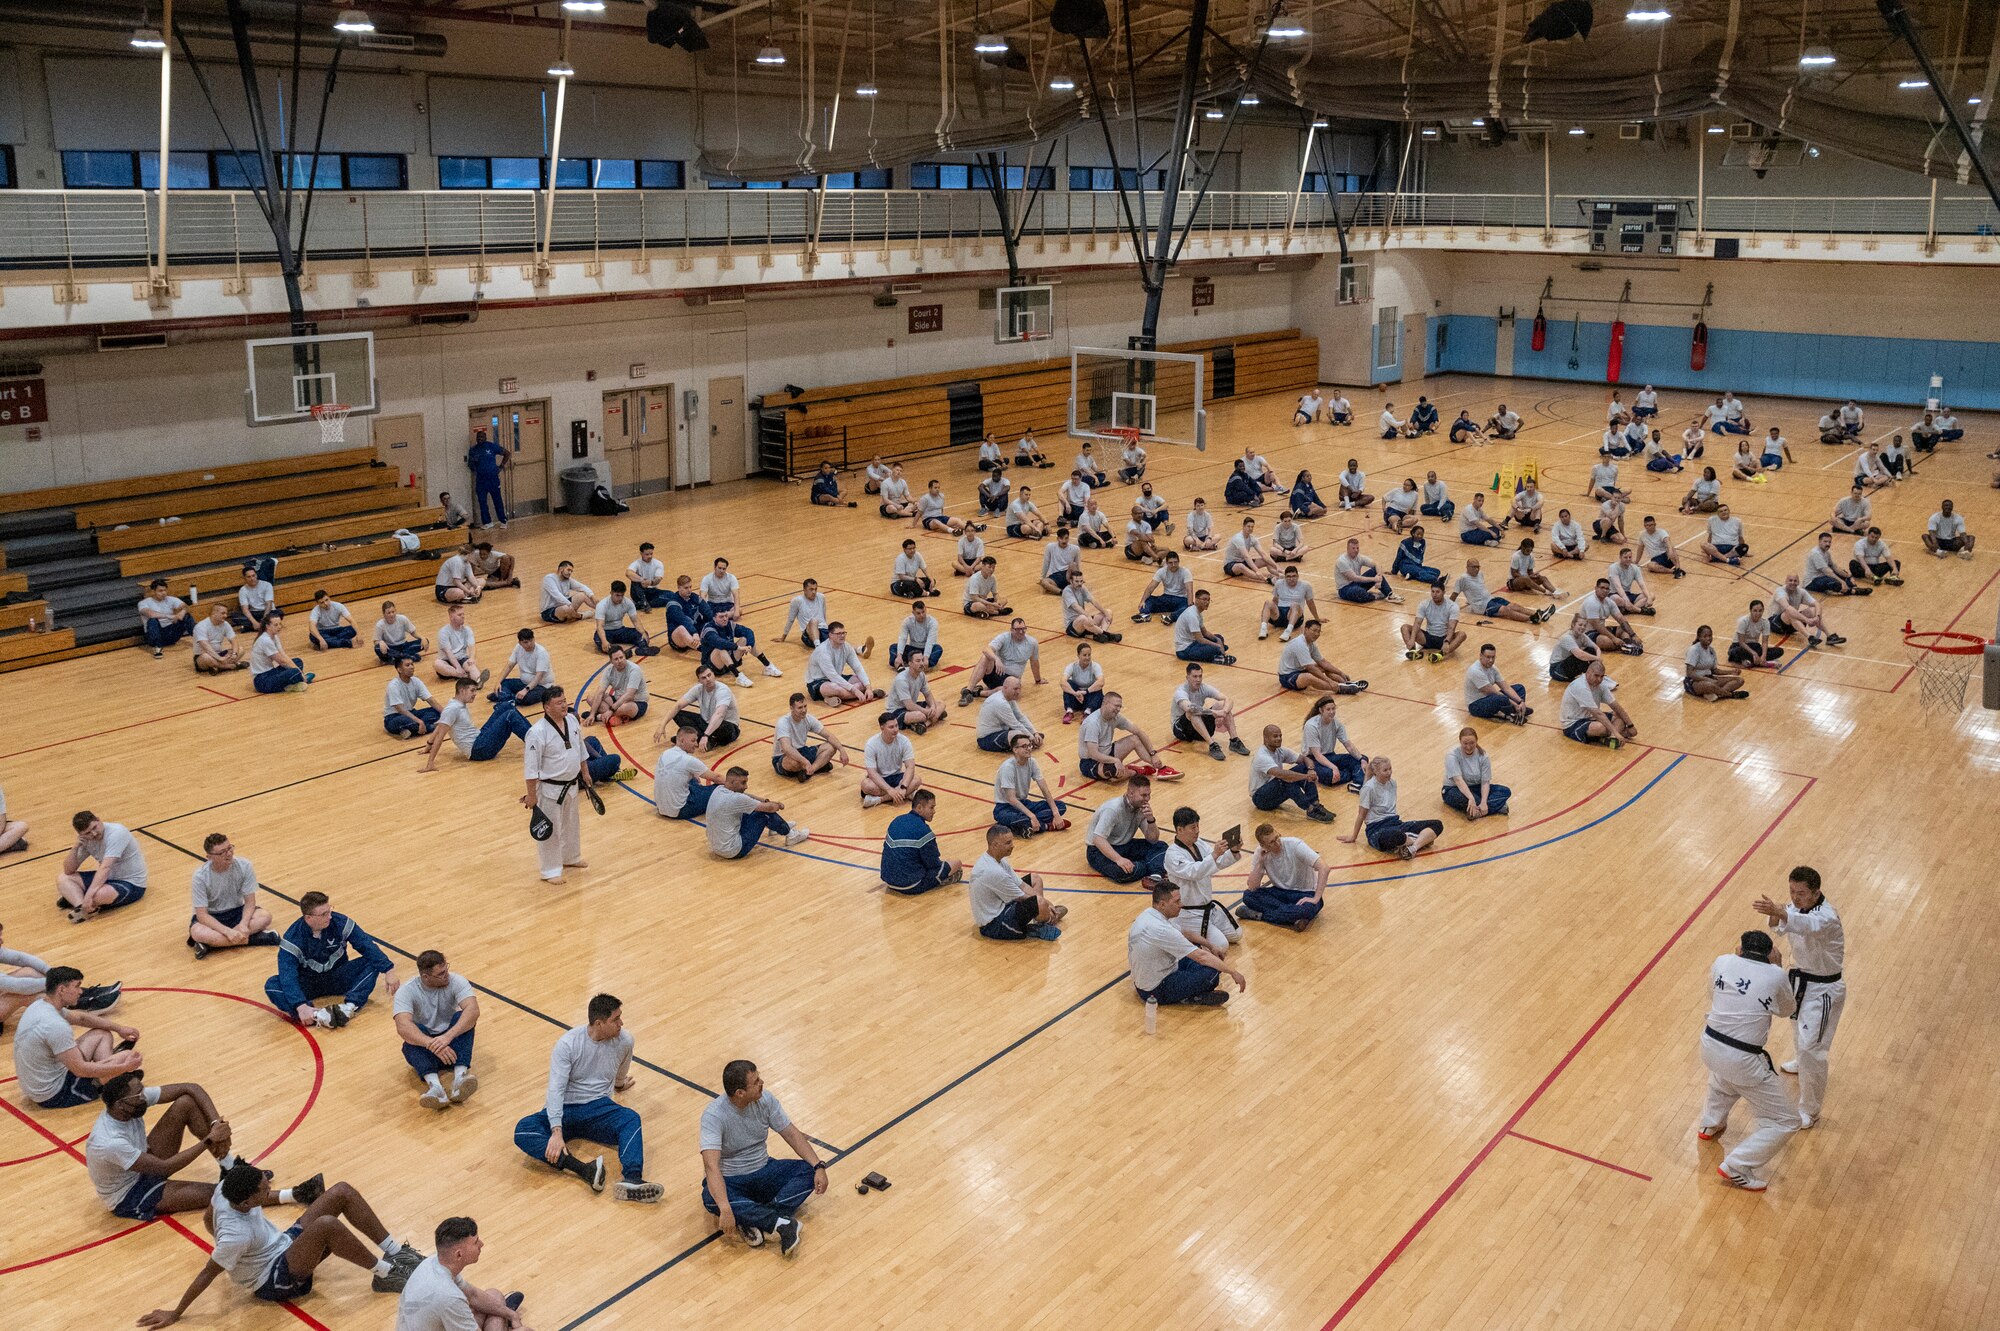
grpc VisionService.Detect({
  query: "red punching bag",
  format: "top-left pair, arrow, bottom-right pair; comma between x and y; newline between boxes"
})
1531,304 -> 1547,352
1690,319 -> 1709,372
1606,319 -> 1626,383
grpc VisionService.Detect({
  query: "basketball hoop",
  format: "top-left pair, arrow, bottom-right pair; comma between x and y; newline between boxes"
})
1904,630 -> 1986,716
310,403 -> 353,445
1104,425 -> 1145,449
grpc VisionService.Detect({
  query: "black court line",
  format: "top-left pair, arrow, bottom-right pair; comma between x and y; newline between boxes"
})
136,747 -> 419,829
560,968 -> 1133,1329
132,825 -> 841,1154
1743,517 -> 1830,581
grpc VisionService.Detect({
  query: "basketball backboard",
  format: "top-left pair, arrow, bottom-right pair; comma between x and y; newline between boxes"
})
245,331 -> 379,426
1069,345 -> 1206,451
995,285 -> 1055,343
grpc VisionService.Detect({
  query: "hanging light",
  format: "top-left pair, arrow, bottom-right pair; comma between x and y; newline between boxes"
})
1311,119 -> 1329,128
1568,125 -> 1587,135
1268,21 -> 1306,38
1972,97 -> 1985,105
1706,124 -> 1725,133
1799,45 -> 1835,67
1898,78 -> 1929,89
973,32 -> 1009,54
1049,75 -> 1076,92
1471,117 -> 1485,126
1204,109 -> 1225,120
548,59 -> 575,78
1624,7 -> 1671,20
1240,92 -> 1261,106
561,0 -> 606,10
332,8 -> 375,33
130,25 -> 166,49
754,44 -> 787,66
855,82 -> 879,97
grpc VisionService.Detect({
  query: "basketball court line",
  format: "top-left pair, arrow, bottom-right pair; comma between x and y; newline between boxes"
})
1502,1130 -> 1653,1182
1317,774 -> 1816,1331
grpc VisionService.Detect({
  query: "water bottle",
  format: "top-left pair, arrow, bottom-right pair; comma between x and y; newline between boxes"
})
189,584 -> 199,605
43,602 -> 54,631
1143,997 -> 1158,1036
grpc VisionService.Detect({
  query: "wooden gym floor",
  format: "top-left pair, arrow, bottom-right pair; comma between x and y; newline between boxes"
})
3,373 -> 1998,1331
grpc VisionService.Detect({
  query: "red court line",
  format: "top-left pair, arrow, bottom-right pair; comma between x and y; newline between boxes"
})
160,1214 -> 335,1331
1504,1129 -> 1653,1182
1889,562 -> 2000,693
0,1131 -> 89,1167
1320,775 -> 1815,1330
196,685 -> 243,702
0,1221 -> 153,1275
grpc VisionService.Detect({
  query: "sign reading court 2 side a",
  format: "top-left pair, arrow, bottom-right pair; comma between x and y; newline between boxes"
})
0,377 -> 46,425
908,304 -> 944,334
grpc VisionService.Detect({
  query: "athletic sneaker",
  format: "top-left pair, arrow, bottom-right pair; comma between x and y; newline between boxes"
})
76,982 -> 123,1011
449,1071 -> 479,1104
1340,680 -> 1369,694
1217,654 -> 1237,666
152,646 -> 163,659
1427,651 -> 1443,665
372,1260 -> 417,1294
615,1180 -> 665,1203
1258,622 -> 1270,640
1715,1164 -> 1766,1191
740,1224 -> 766,1248
785,825 -> 812,846
1405,648 -> 1421,661
325,1005 -> 351,1029
1228,737 -> 1250,756
1826,634 -> 1847,646
1131,612 -> 1151,623
1279,626 -> 1294,642
612,766 -> 638,782
1307,804 -> 1336,824
291,1173 -> 326,1206
764,663 -> 784,677
773,1216 -> 803,1257
1062,709 -> 1074,724
1029,923 -> 1063,941
1209,742 -> 1226,762
1186,991 -> 1230,1007
735,671 -> 753,688
191,941 -> 211,961
420,1082 -> 451,1110
861,795 -> 884,808
1697,1124 -> 1725,1141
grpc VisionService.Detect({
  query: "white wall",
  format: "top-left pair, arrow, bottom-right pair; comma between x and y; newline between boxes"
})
1294,250 -> 1448,385
0,265 -> 1299,499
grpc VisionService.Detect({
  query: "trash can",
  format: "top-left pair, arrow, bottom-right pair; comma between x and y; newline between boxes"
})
559,464 -> 601,514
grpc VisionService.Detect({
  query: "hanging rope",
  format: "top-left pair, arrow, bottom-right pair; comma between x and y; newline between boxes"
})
934,0 -> 953,151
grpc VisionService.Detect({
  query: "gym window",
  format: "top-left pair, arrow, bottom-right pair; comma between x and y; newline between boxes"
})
908,162 -> 1054,191
1066,166 -> 1169,191
1303,171 -> 1367,194
708,170 -> 889,190
61,149 -> 408,191
437,156 -> 685,190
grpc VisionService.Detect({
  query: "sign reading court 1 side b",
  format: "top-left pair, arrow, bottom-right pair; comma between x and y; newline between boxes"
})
0,377 -> 46,425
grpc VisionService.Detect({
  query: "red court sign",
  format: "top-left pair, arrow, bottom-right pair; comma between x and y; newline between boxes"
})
0,378 -> 46,425
908,304 -> 944,334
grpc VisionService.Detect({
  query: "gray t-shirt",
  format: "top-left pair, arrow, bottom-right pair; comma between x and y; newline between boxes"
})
211,1194 -> 290,1288
699,1091 -> 793,1177
704,788 -> 764,857
988,631 -> 1040,676
393,972 -> 475,1034
1127,906 -> 1198,992
85,1086 -> 164,1207
543,1025 -> 634,1127
13,998 -> 78,1103
191,857 -> 256,914
394,1255 -> 478,1331
653,748 -> 712,817
79,822 -> 147,889
968,852 -> 1027,926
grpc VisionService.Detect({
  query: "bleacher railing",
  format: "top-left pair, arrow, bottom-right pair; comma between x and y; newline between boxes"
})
0,188 -> 1991,270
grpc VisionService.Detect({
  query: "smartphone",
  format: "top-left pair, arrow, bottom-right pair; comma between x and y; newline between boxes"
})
1220,823 -> 1242,846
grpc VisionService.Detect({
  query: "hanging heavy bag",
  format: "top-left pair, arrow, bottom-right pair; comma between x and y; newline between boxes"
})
1607,318 -> 1627,383
1690,319 -> 1709,371
1531,304 -> 1548,352
529,804 -> 555,840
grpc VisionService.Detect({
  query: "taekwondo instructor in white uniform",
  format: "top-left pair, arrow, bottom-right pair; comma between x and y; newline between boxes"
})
522,687 -> 592,885
1755,864 -> 1844,1129
1697,929 -> 1798,1191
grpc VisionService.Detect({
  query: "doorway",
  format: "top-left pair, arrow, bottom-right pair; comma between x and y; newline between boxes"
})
468,399 -> 550,516
1402,313 -> 1428,384
371,413 -> 425,495
602,385 -> 673,497
706,374 -> 746,483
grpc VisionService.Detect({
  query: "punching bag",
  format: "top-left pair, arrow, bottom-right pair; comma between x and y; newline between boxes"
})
1531,304 -> 1547,352
1606,318 -> 1626,383
1690,319 -> 1709,372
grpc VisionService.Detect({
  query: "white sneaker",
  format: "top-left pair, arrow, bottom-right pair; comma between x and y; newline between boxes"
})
735,671 -> 753,688
420,1083 -> 451,1111
764,663 -> 784,677
785,825 -> 811,846
1279,626 -> 1294,642
1257,622 -> 1270,640
861,795 -> 883,808
1798,1113 -> 1817,1130
1780,1059 -> 1798,1074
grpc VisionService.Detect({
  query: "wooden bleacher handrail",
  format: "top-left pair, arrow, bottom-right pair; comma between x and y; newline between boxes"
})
0,447 -> 378,517
74,465 -> 401,529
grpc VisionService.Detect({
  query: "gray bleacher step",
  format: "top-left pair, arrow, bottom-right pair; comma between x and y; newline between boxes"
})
4,529 -> 95,567
40,577 -> 140,617
22,554 -> 121,593
0,508 -> 75,541
64,605 -> 145,647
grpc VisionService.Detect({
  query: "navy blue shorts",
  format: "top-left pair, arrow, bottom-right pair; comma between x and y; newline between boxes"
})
1418,630 -> 1447,650
976,731 -> 1012,753
79,870 -> 145,907
191,904 -> 245,936
38,1070 -> 101,1109
773,744 -> 820,775
1562,718 -> 1599,743
112,1174 -> 169,1221
252,1225 -> 312,1302
1078,758 -> 1114,781
1278,670 -> 1303,691
1481,597 -> 1510,614
540,608 -> 563,624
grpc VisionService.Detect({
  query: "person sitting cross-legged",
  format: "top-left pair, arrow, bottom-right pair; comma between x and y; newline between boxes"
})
1128,880 -> 1246,1009
1249,724 -> 1336,823
393,949 -> 480,1112
976,675 -> 1042,754
1848,527 -> 1904,586
136,1162 -> 424,1325
579,647 -> 649,728
1237,824 -> 1327,932
1335,538 -> 1402,605
1463,642 -> 1532,724
1400,582 -> 1465,663
592,583 -> 656,658
880,789 -> 963,895
58,809 -> 151,924
700,1061 -> 831,1258
383,657 -> 441,740
1442,727 -> 1511,821
884,657 -> 947,737
86,1072 -> 248,1222
1299,695 -> 1367,791
192,603 -> 248,673
1062,641 -> 1105,723
1684,624 -> 1751,703
806,622 -> 881,704
1560,659 -> 1639,747
187,831 -> 279,960
1338,754 -> 1443,859
859,712 -> 922,810
991,733 -> 1070,837
372,600 -> 426,666
969,824 -> 1069,941
137,579 -> 196,659
264,892 -> 398,1031
512,993 -> 662,1202
1924,498 -> 1976,560
1086,774 -> 1168,882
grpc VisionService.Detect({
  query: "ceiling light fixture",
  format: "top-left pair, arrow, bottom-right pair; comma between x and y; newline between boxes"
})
561,0 -> 605,11
855,82 -> 879,97
973,32 -> 1008,54
1706,124 -> 1725,133
1972,97 -> 1985,105
1240,92 -> 1261,106
1268,22 -> 1306,38
548,59 -> 575,78
332,8 -> 374,33
1049,75 -> 1076,92
1421,127 -> 1439,137
1799,45 -> 1835,67
130,25 -> 166,49
1897,78 -> 1928,88
1204,109 -> 1225,120
1471,117 -> 1485,126
754,44 -> 786,66
1625,7 -> 1670,20
1312,119 -> 1329,128
1568,125 -> 1587,135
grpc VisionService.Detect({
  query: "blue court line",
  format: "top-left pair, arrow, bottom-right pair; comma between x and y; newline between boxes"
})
1774,645 -> 1812,676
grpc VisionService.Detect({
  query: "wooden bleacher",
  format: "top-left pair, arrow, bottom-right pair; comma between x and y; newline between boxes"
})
0,447 -> 451,674
770,329 -> 1320,477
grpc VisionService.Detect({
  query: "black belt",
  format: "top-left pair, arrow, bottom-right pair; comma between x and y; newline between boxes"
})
1703,1026 -> 1773,1072
1193,900 -> 1238,939
540,775 -> 580,806
1788,968 -> 1841,1013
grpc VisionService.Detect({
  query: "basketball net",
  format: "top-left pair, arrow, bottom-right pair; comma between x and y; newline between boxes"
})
310,403 -> 353,445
